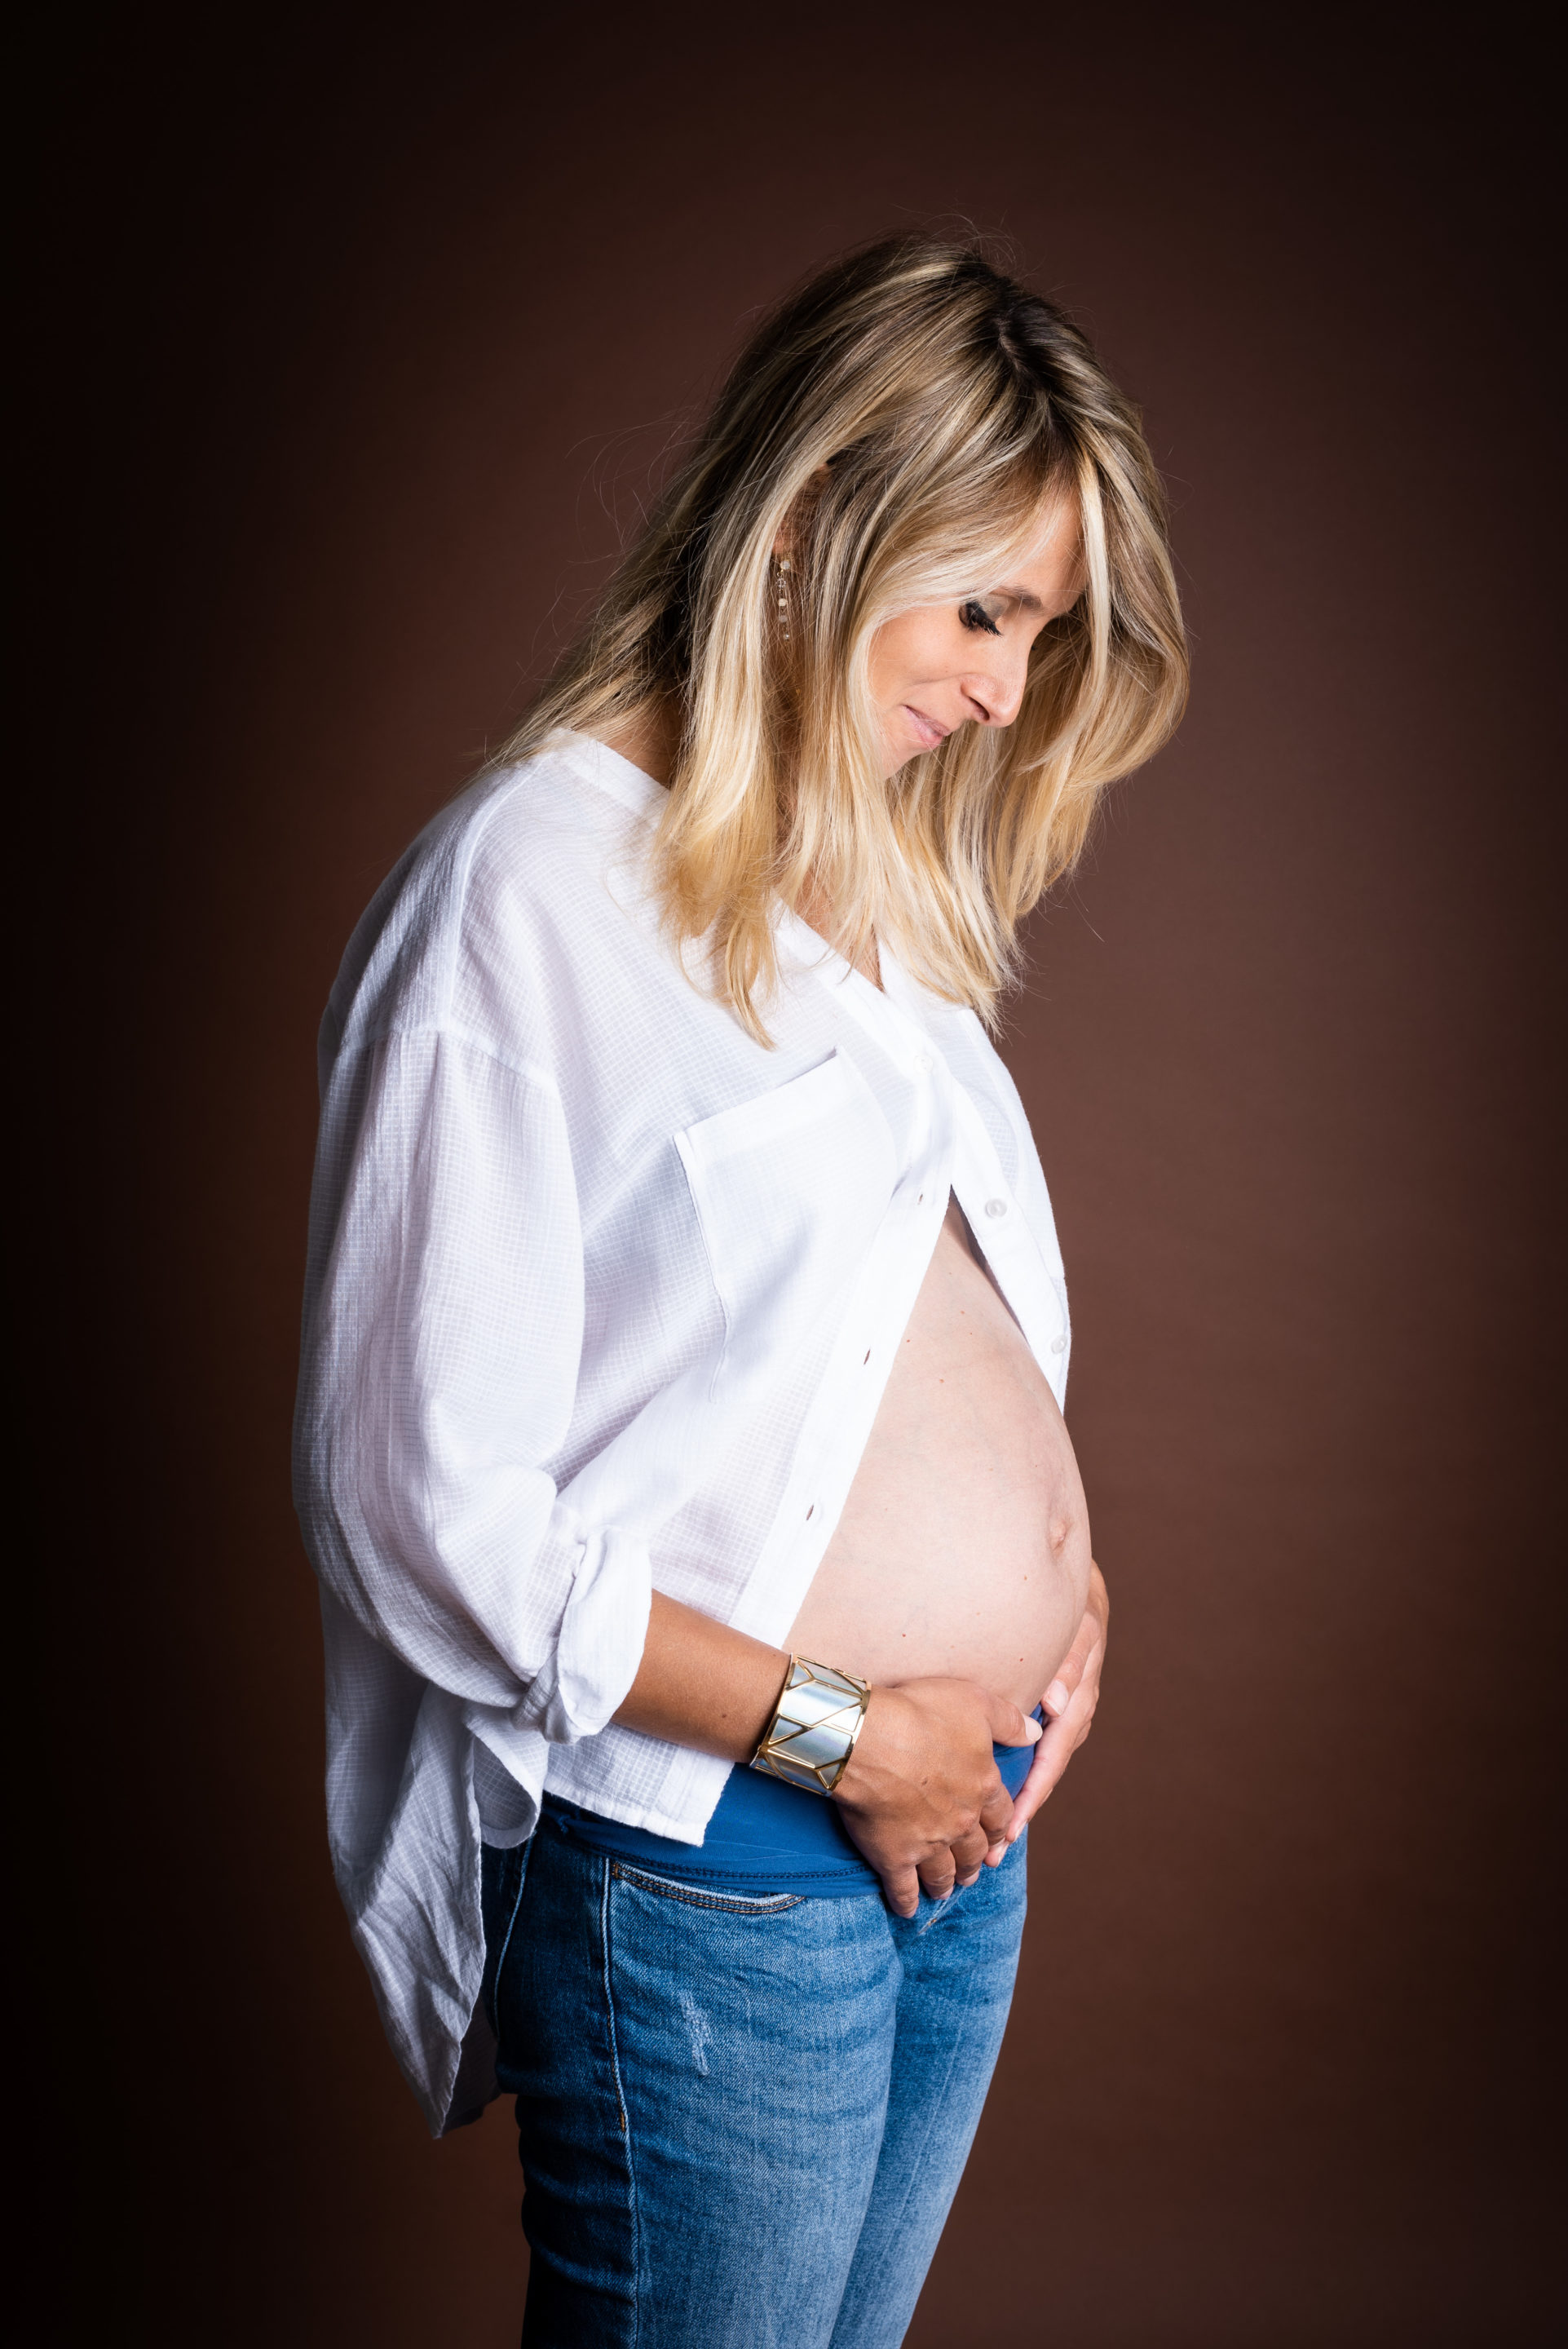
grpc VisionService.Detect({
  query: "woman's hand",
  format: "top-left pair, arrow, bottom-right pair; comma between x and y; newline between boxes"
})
613,1594 -> 1051,1916
833,1677 -> 1041,1916
990,1559 -> 1108,1856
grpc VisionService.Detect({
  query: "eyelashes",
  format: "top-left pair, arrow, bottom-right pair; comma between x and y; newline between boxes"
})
960,598 -> 1001,636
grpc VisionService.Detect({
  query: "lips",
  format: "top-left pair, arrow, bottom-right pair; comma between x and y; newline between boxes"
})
904,705 -> 951,749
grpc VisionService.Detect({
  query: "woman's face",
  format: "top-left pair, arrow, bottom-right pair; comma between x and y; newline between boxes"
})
866,498 -> 1084,777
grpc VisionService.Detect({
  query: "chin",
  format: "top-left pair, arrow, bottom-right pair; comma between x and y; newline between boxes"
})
887,726 -> 930,768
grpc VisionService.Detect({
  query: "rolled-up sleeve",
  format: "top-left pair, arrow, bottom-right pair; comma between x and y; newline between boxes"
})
294,1024 -> 651,1746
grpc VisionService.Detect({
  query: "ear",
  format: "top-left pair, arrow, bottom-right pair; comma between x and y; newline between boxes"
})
773,465 -> 833,560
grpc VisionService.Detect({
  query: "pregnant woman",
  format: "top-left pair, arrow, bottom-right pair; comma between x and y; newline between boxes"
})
294,237 -> 1186,2346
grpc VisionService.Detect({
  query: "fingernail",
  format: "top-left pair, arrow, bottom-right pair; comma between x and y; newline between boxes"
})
1023,1716 -> 1043,1742
1045,1680 -> 1070,1716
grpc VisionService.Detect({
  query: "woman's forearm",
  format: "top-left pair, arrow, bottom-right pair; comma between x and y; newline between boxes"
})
612,1590 -> 793,1762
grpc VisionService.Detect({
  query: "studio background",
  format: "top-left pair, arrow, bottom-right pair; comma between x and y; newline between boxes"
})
42,10 -> 1562,2343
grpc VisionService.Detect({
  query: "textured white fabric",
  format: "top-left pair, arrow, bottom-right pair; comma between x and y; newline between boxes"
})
293,732 -> 1072,2130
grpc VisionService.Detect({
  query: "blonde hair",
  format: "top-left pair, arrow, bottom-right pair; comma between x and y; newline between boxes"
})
503,236 -> 1187,1038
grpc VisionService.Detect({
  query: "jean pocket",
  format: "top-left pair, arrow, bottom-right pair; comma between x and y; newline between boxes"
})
610,1860 -> 805,1914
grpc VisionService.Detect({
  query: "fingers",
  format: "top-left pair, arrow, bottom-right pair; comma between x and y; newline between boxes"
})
1043,1665 -> 1079,1719
917,1853 -> 957,1902
949,1823 -> 991,1881
1005,1679 -> 1099,1837
983,1687 -> 1043,1748
978,1778 -> 1014,1846
1043,1612 -> 1098,1719
880,1864 -> 921,1920
918,1824 -> 992,1900
1044,1584 -> 1109,1720
885,1838 -> 1000,1910
1005,1714 -> 1073,1833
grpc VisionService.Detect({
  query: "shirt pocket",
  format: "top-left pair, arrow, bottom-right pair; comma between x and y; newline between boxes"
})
675,1050 -> 897,1393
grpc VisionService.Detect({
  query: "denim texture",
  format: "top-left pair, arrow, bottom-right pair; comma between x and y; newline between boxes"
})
482,1816 -> 1027,2347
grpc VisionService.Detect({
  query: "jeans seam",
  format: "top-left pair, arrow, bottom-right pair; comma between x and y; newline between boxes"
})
869,1978 -> 968,2272
599,1854 -> 642,2344
848,1850 -> 1027,2325
486,1847 -> 528,2036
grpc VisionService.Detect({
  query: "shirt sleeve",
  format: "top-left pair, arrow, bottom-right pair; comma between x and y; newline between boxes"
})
293,1024 -> 651,1745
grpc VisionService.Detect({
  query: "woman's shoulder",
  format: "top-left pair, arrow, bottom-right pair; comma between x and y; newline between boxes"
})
321,733 -> 664,1071
462,730 -> 665,918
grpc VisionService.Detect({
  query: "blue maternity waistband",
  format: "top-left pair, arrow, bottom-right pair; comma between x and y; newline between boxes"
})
540,1710 -> 1043,1899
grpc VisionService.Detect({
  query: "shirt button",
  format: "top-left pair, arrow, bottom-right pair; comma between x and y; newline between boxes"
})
1050,1334 -> 1067,1354
984,1198 -> 1008,1219
914,1050 -> 934,1074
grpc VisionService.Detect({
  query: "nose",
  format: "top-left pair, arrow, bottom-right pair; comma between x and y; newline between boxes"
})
961,639 -> 1030,729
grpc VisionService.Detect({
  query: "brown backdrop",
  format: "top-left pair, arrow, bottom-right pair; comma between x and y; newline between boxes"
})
42,9 -> 1563,2344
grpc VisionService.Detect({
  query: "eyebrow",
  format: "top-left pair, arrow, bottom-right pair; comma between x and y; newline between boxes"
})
991,586 -> 1046,613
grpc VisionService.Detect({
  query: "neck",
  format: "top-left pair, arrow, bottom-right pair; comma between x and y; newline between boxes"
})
796,877 -> 882,989
590,707 -> 881,991
595,698 -> 681,790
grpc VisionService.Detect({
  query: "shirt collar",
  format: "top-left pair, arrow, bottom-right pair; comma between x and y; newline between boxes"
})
552,729 -> 668,821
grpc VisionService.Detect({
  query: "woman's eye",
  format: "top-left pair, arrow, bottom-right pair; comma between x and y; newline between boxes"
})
960,599 -> 1001,636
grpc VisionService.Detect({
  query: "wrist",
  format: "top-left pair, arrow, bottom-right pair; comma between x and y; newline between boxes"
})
829,1683 -> 912,1803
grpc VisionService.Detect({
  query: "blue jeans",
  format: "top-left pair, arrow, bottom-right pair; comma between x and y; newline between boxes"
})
481,1813 -> 1028,2347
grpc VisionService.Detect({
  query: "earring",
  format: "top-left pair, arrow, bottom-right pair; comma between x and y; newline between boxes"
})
775,555 -> 792,641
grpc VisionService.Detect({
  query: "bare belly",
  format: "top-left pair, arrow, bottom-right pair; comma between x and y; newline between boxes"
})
788,1197 -> 1092,1714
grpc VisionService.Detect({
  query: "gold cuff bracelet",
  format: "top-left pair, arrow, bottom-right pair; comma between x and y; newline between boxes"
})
749,1656 -> 871,1797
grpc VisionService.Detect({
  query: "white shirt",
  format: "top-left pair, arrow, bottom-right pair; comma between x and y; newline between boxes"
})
293,732 -> 1072,2131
